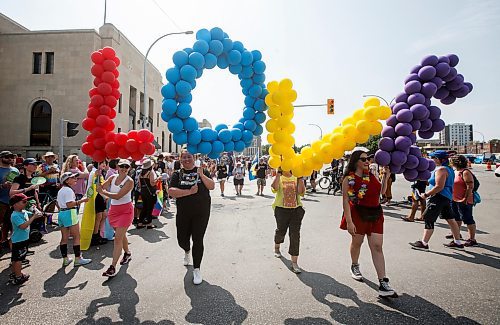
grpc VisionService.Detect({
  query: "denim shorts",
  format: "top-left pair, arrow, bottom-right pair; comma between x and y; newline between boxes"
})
451,201 -> 475,225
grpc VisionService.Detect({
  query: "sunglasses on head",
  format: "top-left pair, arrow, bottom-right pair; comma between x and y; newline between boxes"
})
118,164 -> 130,168
359,157 -> 368,162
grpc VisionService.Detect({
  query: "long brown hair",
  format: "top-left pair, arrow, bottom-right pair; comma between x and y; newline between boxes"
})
343,150 -> 366,177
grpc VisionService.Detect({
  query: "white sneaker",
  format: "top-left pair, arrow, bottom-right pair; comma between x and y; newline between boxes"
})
183,251 -> 190,266
193,268 -> 202,285
274,250 -> 282,258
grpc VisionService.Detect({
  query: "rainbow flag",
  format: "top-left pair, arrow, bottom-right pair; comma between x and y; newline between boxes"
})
249,155 -> 258,181
152,179 -> 163,217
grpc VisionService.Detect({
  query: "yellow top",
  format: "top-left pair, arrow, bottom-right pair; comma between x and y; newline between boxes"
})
272,175 -> 303,209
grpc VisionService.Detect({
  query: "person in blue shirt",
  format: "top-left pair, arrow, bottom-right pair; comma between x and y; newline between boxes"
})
409,150 -> 464,251
9,193 -> 43,285
0,150 -> 19,246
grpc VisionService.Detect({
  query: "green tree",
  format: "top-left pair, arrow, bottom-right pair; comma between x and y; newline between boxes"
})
362,135 -> 381,154
261,143 -> 271,155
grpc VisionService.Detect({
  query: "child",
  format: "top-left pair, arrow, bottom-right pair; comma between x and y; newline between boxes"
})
9,193 -> 43,285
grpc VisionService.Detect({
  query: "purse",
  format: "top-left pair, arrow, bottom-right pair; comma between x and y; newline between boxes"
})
355,205 -> 382,222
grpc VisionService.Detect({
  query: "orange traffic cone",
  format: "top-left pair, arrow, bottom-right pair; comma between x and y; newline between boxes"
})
486,161 -> 492,171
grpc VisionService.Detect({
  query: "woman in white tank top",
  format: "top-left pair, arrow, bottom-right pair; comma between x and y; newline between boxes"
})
96,159 -> 134,277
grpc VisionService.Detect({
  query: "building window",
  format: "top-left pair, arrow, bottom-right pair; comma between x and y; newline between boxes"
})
45,52 -> 54,74
129,109 -> 136,131
162,131 -> 165,151
169,134 -> 172,152
33,52 -> 42,74
118,94 -> 122,113
30,100 -> 52,146
157,113 -> 160,127
117,127 -> 121,133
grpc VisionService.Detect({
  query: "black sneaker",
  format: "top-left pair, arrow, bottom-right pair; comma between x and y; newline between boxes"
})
443,241 -> 465,250
378,278 -> 395,297
464,239 -> 479,247
12,273 -> 30,285
409,240 -> 429,251
350,263 -> 363,281
102,265 -> 116,277
445,234 -> 463,240
120,252 -> 132,265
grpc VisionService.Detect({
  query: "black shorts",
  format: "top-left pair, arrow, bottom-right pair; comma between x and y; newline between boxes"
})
95,194 -> 106,213
234,178 -> 244,186
423,194 -> 453,229
11,240 -> 29,262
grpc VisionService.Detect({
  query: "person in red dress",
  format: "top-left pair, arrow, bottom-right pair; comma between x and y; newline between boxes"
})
340,150 -> 396,297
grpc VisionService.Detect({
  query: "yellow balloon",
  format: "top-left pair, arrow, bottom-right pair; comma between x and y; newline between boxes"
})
281,158 -> 294,171
331,146 -> 344,159
353,109 -> 365,121
283,135 -> 295,147
268,156 -> 281,169
355,131 -> 370,144
292,165 -> 304,178
342,125 -> 357,138
322,133 -> 333,143
265,119 -> 278,132
282,112 -> 294,120
282,147 -> 296,159
369,121 -> 383,135
364,97 -> 380,108
344,137 -> 356,151
281,103 -> 294,115
312,160 -> 323,171
379,106 -> 392,120
301,146 -> 313,159
320,142 -> 334,156
272,143 -> 287,155
331,133 -> 345,147
267,133 -> 275,144
342,117 -> 356,126
272,91 -> 286,106
287,90 -> 297,102
265,94 -> 275,107
268,105 -> 281,119
356,120 -> 371,134
277,116 -> 291,128
269,147 -> 276,156
311,140 -> 323,152
273,130 -> 287,143
279,78 -> 293,91
364,106 -> 379,121
283,122 -> 295,134
267,81 -> 279,93
303,158 -> 314,170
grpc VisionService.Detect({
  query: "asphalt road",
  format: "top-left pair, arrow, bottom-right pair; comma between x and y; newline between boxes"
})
1,165 -> 499,324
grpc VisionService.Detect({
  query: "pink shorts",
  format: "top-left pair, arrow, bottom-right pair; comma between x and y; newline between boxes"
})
108,202 -> 134,228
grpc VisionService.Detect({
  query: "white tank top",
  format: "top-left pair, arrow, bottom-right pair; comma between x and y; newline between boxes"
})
109,175 -> 133,205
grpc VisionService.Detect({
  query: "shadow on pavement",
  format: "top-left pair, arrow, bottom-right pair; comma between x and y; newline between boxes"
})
280,258 -> 480,325
127,220 -> 170,244
284,317 -> 333,324
42,266 -> 87,298
183,267 -> 248,325
0,265 -> 26,315
429,249 -> 500,270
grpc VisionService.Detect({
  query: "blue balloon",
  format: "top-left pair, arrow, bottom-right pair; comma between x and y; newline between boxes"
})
187,130 -> 202,145
234,140 -> 245,152
162,99 -> 177,115
260,88 -> 269,100
208,152 -> 220,159
175,80 -> 192,96
187,144 -> 198,154
193,40 -> 209,55
233,123 -> 244,131
218,129 -> 232,143
173,131 -> 188,145
251,50 -> 262,61
161,111 -> 172,122
254,99 -> 266,112
200,127 -> 217,141
176,103 -> 192,119
209,40 -> 224,56
178,93 -> 192,104
241,51 -> 253,66
229,64 -> 242,75
188,52 -> 205,70
249,85 -> 263,98
198,141 -> 212,155
244,120 -> 257,132
244,96 -> 256,107
210,27 -> 224,40
243,107 -> 256,119
212,140 -> 224,153
196,69 -> 203,78
241,66 -> 254,78
215,124 -> 228,132
252,73 -> 265,84
204,53 -> 217,69
239,117 -> 246,124
183,48 -> 193,55
173,50 -> 189,67
196,29 -> 211,42
166,67 -> 180,84
241,130 -> 253,143
254,124 -> 264,136
242,87 -> 249,96
183,117 -> 198,132
217,54 -> 229,69
180,64 -> 197,81
222,38 -> 233,52
232,41 -> 244,52
189,79 -> 196,89
161,83 -> 176,99
253,61 -> 266,74
224,141 -> 235,152
168,118 -> 183,133
231,128 -> 242,141
228,50 -> 242,65
255,112 -> 266,124
240,78 -> 252,89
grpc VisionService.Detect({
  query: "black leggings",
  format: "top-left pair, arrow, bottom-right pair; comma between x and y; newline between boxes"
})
176,203 -> 211,269
274,206 -> 305,256
139,190 -> 156,225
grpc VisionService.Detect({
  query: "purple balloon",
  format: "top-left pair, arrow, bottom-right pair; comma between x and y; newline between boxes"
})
375,150 -> 391,166
405,80 -> 422,94
404,154 -> 420,169
434,87 -> 449,99
428,159 -> 436,171
404,73 -> 420,83
447,54 -> 459,67
424,98 -> 431,107
431,118 -> 445,132
381,125 -> 396,138
379,137 -> 395,151
421,55 -> 439,67
440,95 -> 456,105
453,85 -> 470,98
389,164 -> 401,174
409,145 -> 421,157
435,62 -> 451,78
393,102 -> 409,114
418,130 -> 434,139
417,157 -> 430,171
420,118 -> 433,131
438,55 -> 450,64
391,151 -> 408,166
443,67 -> 457,82
430,77 -> 444,89
410,119 -> 422,131
408,133 -> 417,144
400,166 -> 406,173
446,78 -> 464,91
464,82 -> 473,92
418,66 -> 437,81
408,93 -> 426,105
421,82 -> 438,98
395,123 -> 413,136
395,136 -> 412,151
386,115 -> 398,127
396,109 -> 413,123
410,104 -> 428,120
404,169 -> 419,182
418,170 -> 431,180
395,92 -> 409,103
410,65 -> 422,74
428,106 -> 441,120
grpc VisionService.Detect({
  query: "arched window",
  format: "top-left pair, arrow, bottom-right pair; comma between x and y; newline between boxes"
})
30,100 -> 52,146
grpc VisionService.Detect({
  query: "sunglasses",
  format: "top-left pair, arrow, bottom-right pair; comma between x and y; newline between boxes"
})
118,164 -> 130,168
359,157 -> 368,162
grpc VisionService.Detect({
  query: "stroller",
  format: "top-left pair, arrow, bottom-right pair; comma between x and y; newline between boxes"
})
26,199 -> 56,243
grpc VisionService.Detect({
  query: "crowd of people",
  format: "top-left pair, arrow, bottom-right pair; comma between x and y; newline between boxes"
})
0,147 -> 486,298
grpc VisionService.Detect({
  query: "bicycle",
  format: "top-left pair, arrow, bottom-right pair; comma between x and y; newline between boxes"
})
318,168 -> 343,195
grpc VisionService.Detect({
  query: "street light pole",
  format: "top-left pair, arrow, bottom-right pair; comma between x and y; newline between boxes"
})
143,30 -> 193,129
362,94 -> 394,107
308,124 -> 323,139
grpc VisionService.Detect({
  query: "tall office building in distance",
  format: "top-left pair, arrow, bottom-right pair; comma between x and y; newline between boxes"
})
439,123 -> 473,146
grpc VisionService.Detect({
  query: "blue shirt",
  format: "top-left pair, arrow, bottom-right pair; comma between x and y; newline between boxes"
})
11,210 -> 30,243
429,165 -> 455,200
0,166 -> 19,204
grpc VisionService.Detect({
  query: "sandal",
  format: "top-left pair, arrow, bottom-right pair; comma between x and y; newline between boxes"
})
146,225 -> 157,229
415,217 -> 424,221
401,217 -> 414,222
136,224 -> 145,229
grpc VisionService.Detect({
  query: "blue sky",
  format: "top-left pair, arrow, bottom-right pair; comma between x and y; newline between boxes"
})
2,0 -> 499,145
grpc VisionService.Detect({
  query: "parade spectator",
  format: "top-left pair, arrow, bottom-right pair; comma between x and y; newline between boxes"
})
169,149 -> 215,285
271,167 -> 306,273
37,152 -> 60,200
256,157 -> 269,196
340,150 -> 395,297
233,162 -> 245,196
216,160 -> 228,197
87,161 -> 108,246
402,180 -> 427,222
61,155 -> 89,212
10,158 -> 42,210
310,170 -> 318,193
137,159 -> 157,229
156,154 -> 166,174
0,151 -> 19,245
368,154 -> 379,178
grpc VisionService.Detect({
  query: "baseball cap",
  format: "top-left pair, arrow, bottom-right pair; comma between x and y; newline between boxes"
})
118,159 -> 131,167
23,158 -> 40,166
0,151 -> 15,158
9,193 -> 32,206
429,150 -> 449,159
61,171 -> 79,183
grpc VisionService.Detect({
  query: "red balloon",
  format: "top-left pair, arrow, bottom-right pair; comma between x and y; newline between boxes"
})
93,77 -> 102,88
105,131 -> 116,142
91,51 -> 104,64
104,96 -> 117,108
128,130 -> 139,140
101,71 -> 115,84
91,64 -> 104,77
125,139 -> 139,153
102,47 -> 116,60
105,141 -> 119,154
82,117 -> 96,131
88,88 -> 99,97
92,150 -> 106,162
91,95 -> 104,107
97,83 -> 112,96
113,69 -> 120,78
115,132 -> 128,146
86,134 -> 95,143
148,132 -> 155,142
111,89 -> 121,100
113,56 -> 121,66
108,108 -> 117,119
107,151 -> 119,160
96,115 -> 111,127
81,142 -> 95,155
105,120 -> 115,132
144,142 -> 155,155
99,105 -> 111,115
112,79 -> 120,89
118,147 -> 130,159
92,127 -> 106,138
130,151 -> 144,161
86,107 -> 99,119
102,60 -> 117,72
137,129 -> 150,142
93,138 -> 106,150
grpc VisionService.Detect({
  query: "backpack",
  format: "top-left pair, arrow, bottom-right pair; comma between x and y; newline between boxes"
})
460,169 -> 481,205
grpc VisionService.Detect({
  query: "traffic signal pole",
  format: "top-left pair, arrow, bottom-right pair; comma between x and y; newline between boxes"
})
59,118 -> 64,168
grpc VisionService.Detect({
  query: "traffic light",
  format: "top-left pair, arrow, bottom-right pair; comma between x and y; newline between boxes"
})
327,99 -> 334,115
66,121 -> 79,137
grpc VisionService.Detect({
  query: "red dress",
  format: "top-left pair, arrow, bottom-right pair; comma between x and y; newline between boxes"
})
340,173 -> 384,235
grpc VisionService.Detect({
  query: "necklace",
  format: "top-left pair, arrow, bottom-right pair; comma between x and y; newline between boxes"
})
347,168 -> 370,203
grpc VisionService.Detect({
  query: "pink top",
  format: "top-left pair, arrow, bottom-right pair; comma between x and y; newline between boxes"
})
70,168 -> 87,195
453,169 -> 473,204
